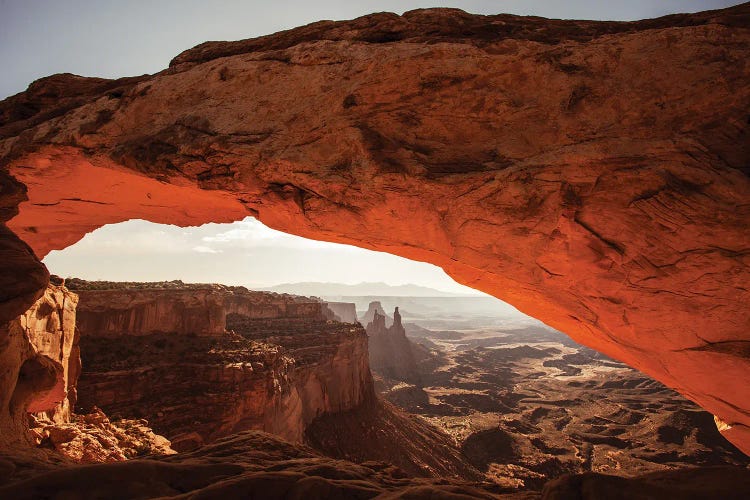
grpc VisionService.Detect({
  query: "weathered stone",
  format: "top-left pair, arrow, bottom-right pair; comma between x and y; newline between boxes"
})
324,302 -> 358,323
0,5 -> 749,454
0,284 -> 77,448
366,306 -> 421,385
30,408 -> 175,463
1,430 -> 749,499
68,279 -> 328,337
73,282 -> 373,449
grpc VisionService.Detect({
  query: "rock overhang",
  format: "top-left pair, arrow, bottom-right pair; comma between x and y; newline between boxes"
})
0,3 -> 749,453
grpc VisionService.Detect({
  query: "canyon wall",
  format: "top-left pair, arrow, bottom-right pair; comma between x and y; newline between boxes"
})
70,280 -> 329,337
0,284 -> 78,448
0,5 -> 748,453
74,284 -> 373,450
324,301 -> 358,323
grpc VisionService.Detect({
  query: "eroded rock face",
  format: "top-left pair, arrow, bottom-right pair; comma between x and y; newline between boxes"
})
361,301 -> 393,328
73,282 -> 373,450
28,408 -> 175,463
2,430 -> 750,500
366,307 -> 421,385
69,279 -> 328,337
0,5 -> 749,452
0,284 -> 78,448
324,301 -> 358,323
305,398 -> 484,481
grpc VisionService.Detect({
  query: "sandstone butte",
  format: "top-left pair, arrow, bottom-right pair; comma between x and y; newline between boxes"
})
0,3 -> 748,455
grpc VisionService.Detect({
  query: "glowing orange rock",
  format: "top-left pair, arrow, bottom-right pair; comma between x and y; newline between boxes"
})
1,5 -> 749,453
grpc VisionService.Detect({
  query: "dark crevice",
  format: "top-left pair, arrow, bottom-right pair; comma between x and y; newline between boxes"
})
574,214 -> 625,256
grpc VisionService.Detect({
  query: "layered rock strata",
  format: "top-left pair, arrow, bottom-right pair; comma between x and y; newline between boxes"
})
323,301 -> 358,323
361,301 -> 393,328
0,284 -> 78,448
68,278 -> 328,337
73,282 -> 373,450
0,282 -> 175,466
0,4 -> 749,453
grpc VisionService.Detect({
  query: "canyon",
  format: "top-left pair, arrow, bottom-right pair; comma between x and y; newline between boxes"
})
0,277 -> 500,493
0,280 -> 177,470
68,280 -> 484,480
0,3 -> 749,499
1,279 -> 749,498
370,302 -> 750,489
67,279 -> 372,449
1,5 -> 748,456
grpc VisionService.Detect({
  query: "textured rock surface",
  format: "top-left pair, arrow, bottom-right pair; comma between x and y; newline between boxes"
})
541,466 -> 750,500
28,408 -> 175,463
305,398 -> 484,481
0,224 -> 48,324
2,430 -> 750,500
389,325 -> 750,488
0,284 -> 78,448
0,431 -> 519,499
0,4 -> 749,453
68,278 -> 328,337
324,301 -> 359,323
73,282 -> 373,449
366,307 -> 421,385
361,301 -> 393,328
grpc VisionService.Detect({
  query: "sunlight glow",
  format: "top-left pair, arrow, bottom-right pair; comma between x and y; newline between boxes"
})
43,217 -> 484,295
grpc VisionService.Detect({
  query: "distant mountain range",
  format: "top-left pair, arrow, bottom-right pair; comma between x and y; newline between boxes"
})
258,281 -> 482,297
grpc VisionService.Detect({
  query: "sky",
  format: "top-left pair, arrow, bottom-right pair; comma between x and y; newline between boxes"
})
42,218 -> 483,293
4,0 -> 743,291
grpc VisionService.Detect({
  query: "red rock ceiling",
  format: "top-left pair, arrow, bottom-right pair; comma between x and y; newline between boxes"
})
1,5 -> 749,452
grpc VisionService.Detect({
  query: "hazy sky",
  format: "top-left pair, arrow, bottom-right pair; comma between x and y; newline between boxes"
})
43,218 -> 484,293
4,1 -> 742,291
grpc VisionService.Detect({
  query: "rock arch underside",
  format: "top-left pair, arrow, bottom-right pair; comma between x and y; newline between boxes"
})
0,0 -> 749,471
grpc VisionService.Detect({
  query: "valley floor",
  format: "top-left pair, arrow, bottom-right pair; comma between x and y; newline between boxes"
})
377,322 -> 750,489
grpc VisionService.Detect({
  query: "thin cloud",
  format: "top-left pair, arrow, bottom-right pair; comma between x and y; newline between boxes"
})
192,245 -> 222,254
42,217 -> 481,294
202,218 -> 348,251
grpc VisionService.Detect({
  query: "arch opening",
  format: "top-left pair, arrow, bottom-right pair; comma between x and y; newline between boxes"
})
1,142 -> 749,458
24,216 -> 749,479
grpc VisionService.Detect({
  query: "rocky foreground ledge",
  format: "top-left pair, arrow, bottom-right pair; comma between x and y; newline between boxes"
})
2,431 -> 750,500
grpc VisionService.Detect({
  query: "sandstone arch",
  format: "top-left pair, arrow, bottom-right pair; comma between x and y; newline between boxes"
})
1,4 -> 749,454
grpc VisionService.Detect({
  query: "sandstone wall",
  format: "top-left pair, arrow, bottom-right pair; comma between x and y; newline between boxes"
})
0,284 -> 78,447
74,287 -> 373,450
324,302 -> 358,323
261,326 -> 373,442
74,286 -> 329,337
